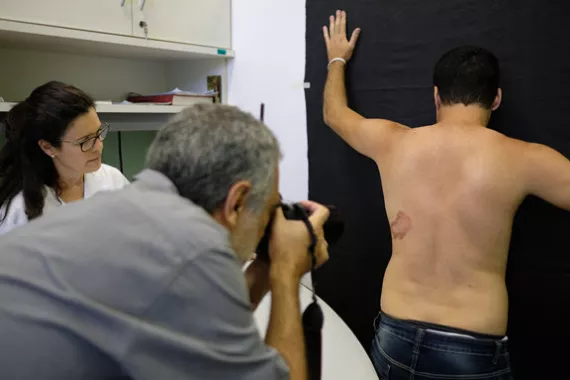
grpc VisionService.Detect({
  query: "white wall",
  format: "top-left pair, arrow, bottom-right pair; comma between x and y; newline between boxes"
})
228,0 -> 309,201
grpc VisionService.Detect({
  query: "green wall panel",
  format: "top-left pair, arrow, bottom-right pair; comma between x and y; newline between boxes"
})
119,131 -> 157,181
101,131 -> 121,170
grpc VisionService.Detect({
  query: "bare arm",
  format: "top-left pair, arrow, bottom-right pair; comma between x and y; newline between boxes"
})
265,274 -> 306,380
264,202 -> 330,380
523,142 -> 570,210
323,11 -> 408,160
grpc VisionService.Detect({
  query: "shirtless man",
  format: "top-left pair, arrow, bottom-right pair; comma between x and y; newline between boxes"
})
322,10 -> 570,380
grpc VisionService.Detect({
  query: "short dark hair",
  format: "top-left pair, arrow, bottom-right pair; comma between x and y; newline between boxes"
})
433,46 -> 500,109
146,104 -> 281,214
0,81 -> 95,222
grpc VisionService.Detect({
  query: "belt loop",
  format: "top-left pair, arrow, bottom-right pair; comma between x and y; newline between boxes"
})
493,341 -> 501,365
410,329 -> 425,372
373,312 -> 381,331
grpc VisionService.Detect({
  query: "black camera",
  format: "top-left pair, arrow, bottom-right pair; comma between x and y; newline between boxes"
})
255,203 -> 344,259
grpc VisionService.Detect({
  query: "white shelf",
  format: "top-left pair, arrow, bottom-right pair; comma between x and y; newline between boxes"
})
0,102 -> 16,112
0,19 -> 235,60
0,102 -> 187,114
96,104 -> 186,114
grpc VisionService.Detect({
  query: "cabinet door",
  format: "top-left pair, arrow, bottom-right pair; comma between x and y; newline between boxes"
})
133,0 -> 231,48
0,0 -> 133,36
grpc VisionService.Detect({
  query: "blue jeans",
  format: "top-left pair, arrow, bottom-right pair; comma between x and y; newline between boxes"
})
371,313 -> 513,379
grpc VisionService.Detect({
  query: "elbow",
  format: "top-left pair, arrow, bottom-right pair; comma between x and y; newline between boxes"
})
323,106 -> 334,127
323,102 -> 349,128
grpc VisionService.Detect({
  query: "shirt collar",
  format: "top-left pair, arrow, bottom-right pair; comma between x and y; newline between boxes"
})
133,169 -> 180,195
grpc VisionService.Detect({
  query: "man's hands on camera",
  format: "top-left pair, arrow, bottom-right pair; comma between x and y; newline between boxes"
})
268,201 -> 330,284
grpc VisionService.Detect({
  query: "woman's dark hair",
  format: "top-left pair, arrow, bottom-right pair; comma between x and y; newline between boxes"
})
433,46 -> 500,109
0,81 -> 95,223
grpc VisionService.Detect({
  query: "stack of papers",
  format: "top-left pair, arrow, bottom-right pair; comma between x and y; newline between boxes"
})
125,88 -> 217,106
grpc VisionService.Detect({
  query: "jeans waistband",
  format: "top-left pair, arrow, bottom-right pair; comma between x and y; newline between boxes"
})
376,312 -> 508,352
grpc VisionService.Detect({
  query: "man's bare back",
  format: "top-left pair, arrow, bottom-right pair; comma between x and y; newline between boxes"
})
321,107 -> 570,340
379,123 -> 527,335
323,11 -> 570,377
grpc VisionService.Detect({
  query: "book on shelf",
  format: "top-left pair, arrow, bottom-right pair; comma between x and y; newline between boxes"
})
126,88 -> 216,106
207,76 -> 222,103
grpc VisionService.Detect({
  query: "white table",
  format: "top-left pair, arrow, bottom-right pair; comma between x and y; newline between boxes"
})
254,284 -> 379,380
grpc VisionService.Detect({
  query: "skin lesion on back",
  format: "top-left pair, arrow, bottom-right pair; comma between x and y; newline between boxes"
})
390,211 -> 413,240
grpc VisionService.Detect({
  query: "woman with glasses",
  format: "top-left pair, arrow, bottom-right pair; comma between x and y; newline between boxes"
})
0,81 -> 129,236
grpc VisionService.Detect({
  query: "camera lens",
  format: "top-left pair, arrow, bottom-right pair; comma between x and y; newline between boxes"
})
255,203 -> 344,259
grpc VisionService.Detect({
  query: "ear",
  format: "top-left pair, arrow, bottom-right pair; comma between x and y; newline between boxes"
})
220,181 -> 253,230
434,86 -> 442,110
38,139 -> 57,159
491,88 -> 503,111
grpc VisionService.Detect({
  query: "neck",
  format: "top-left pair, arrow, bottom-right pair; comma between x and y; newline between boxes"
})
211,209 -> 229,230
53,162 -> 84,191
437,104 -> 491,127
59,175 -> 84,193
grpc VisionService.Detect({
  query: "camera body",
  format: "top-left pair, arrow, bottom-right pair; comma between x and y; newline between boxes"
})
255,203 -> 344,259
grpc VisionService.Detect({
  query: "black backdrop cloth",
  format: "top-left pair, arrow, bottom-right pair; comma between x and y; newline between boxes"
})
305,1 -> 570,378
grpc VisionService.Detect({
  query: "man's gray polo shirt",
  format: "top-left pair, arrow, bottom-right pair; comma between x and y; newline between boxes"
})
0,169 -> 289,380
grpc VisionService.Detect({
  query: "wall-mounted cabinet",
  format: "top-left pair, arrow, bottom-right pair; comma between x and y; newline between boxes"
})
0,0 -> 232,51
0,0 -> 134,36
0,0 -> 233,175
133,0 -> 231,48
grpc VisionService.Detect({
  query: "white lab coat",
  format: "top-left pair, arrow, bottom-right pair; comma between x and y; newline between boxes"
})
0,164 -> 130,236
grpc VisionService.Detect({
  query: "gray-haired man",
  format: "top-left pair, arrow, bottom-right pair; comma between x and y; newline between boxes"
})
0,104 -> 329,380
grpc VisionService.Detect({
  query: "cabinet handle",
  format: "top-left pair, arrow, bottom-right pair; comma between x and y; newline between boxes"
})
140,0 -> 146,11
120,0 -> 126,6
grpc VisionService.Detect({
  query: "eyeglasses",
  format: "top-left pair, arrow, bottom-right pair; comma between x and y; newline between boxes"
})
62,123 -> 110,152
